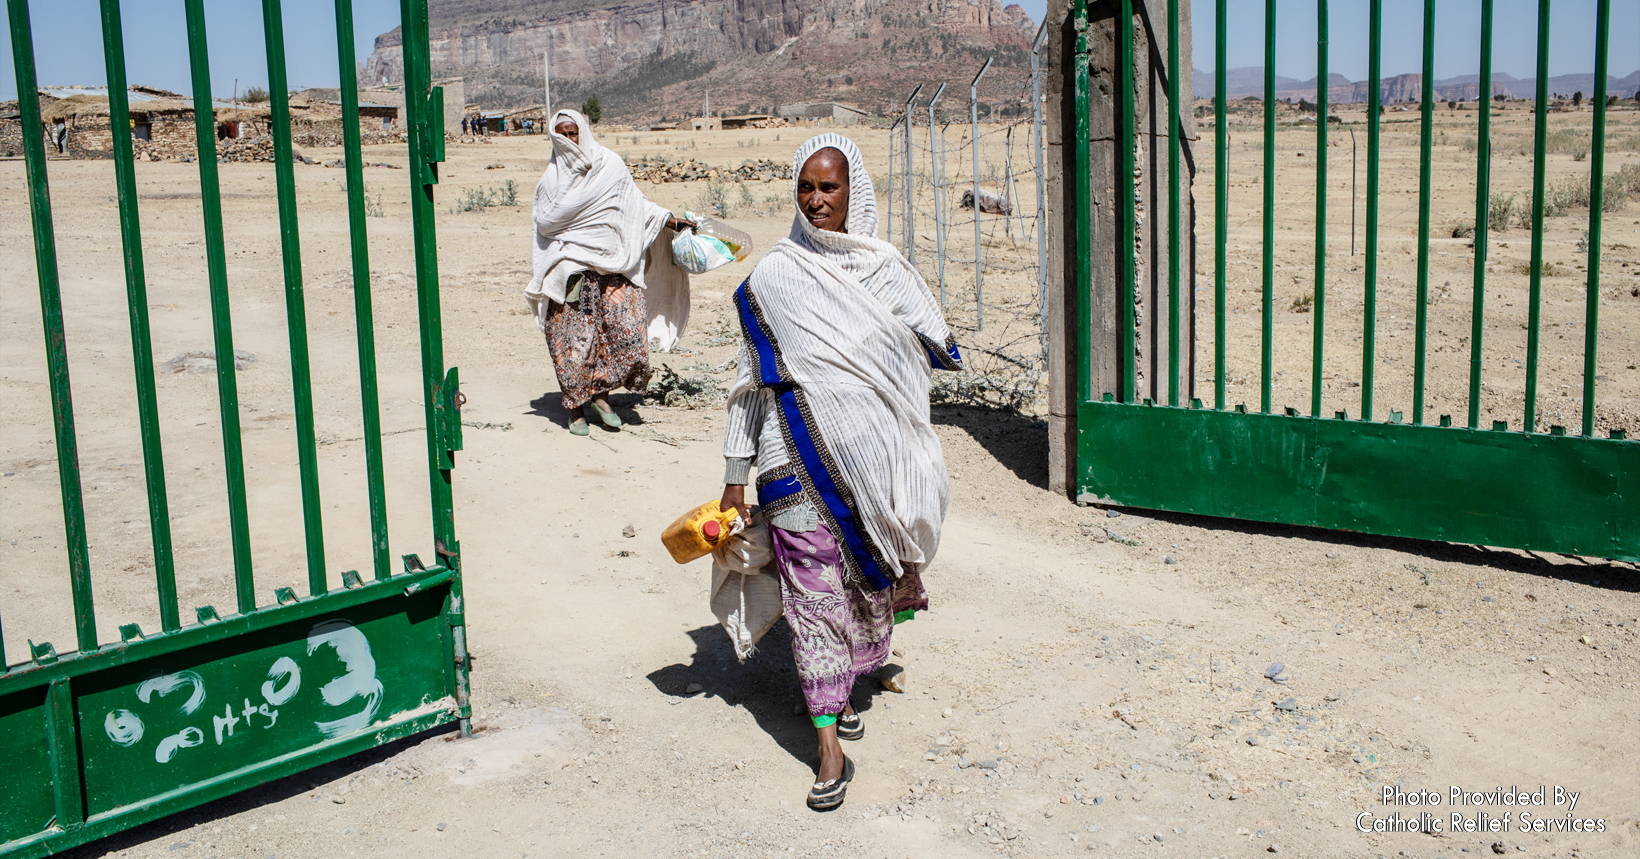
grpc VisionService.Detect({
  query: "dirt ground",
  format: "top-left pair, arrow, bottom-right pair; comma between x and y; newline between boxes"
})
2,122 -> 1637,859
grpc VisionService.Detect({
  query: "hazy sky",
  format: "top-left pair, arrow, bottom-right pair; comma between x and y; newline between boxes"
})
2,1 -> 1635,101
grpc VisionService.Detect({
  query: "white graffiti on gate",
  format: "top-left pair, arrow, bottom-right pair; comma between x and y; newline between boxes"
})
103,620 -> 385,764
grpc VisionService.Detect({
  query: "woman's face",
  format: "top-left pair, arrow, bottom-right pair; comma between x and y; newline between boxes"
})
797,148 -> 850,233
554,120 -> 579,144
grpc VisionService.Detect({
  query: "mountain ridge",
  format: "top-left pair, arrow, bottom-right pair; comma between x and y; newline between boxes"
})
366,0 -> 1039,122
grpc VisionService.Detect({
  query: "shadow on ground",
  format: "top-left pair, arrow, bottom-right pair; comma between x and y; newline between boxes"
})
1099,506 -> 1640,593
932,405 -> 1049,490
645,622 -> 890,774
525,391 -> 652,432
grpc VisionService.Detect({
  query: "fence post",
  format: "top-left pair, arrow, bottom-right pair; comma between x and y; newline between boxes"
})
903,84 -> 923,266
1003,126 -> 1014,241
972,57 -> 993,331
928,82 -> 949,308
1034,20 -> 1048,358
888,116 -> 899,250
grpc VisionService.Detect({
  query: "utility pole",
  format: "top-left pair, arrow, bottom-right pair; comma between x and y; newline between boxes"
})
902,84 -> 924,264
971,56 -> 993,331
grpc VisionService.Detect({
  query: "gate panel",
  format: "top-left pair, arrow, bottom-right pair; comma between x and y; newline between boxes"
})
1069,0 -> 1637,560
1079,401 -> 1636,561
2,0 -> 466,854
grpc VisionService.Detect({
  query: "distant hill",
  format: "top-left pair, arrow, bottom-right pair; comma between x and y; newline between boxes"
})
366,0 -> 1039,123
1195,66 -> 1640,104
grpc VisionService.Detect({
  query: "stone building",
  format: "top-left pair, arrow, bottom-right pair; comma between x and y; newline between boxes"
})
777,102 -> 870,127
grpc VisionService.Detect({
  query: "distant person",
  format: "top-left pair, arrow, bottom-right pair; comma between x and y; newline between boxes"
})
524,109 -> 695,435
718,134 -> 962,810
461,117 -> 469,135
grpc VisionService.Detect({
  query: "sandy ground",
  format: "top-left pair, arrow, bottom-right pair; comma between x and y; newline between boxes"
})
2,123 -> 1638,859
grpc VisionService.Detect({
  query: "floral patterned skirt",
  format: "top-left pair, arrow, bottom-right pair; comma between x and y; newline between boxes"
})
770,520 -> 929,721
544,272 -> 652,411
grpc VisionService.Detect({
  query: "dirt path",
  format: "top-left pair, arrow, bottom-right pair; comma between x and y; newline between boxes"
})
2,129 -> 1636,859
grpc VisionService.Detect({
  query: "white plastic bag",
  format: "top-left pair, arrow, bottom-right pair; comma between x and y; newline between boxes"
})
671,230 -> 737,275
708,507 -> 782,661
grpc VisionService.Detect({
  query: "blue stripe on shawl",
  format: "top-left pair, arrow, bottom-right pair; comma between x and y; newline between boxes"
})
758,473 -> 804,505
735,281 -> 784,388
735,280 -> 893,591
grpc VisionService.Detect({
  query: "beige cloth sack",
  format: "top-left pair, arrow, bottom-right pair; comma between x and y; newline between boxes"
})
709,507 -> 782,661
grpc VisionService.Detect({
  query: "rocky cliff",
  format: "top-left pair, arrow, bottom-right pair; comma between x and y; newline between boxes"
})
365,0 -> 1037,121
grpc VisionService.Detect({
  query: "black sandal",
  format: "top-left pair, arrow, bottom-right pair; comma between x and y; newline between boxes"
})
807,756 -> 854,811
836,711 -> 864,741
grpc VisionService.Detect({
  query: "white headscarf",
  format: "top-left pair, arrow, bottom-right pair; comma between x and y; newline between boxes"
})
524,109 -> 673,317
782,133 -> 961,363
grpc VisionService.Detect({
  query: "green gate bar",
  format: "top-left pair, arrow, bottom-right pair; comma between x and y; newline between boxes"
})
1072,4 -> 1093,406
1582,0 -> 1610,438
334,0 -> 394,581
1260,0 -> 1275,414
1468,0 -> 1494,430
183,0 -> 256,613
1525,0 -> 1551,433
1165,0 -> 1181,407
1413,0 -> 1435,425
1361,0 -> 1381,422
6,0 -> 97,654
260,0 -> 329,596
399,0 -> 470,726
99,0 -> 180,633
1213,0 -> 1226,411
1116,0 -> 1136,402
1311,0 -> 1327,418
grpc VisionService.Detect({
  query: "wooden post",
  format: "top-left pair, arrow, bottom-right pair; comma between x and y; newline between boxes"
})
1046,0 -> 1196,499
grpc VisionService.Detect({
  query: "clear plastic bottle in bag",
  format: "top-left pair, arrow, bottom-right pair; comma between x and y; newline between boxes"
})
686,212 -> 754,262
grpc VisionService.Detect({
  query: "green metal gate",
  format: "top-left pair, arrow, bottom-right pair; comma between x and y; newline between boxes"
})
1070,0 -> 1637,560
2,1 -> 467,854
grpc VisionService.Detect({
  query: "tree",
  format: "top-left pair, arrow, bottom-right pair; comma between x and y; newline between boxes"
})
1572,90 -> 1583,107
581,95 -> 602,124
242,85 -> 269,103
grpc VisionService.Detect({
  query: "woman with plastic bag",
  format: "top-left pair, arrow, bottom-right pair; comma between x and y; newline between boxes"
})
718,134 -> 963,810
524,109 -> 695,435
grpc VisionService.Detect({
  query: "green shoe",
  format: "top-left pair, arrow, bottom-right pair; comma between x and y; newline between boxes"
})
569,416 -> 590,436
588,399 -> 623,429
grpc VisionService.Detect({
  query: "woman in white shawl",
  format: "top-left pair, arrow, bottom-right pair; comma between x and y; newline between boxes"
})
719,134 -> 963,810
525,110 -> 694,434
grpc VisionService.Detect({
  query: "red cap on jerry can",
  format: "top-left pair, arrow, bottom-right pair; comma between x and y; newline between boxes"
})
702,519 -> 722,539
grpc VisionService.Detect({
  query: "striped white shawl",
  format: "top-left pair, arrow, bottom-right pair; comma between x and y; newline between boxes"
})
731,133 -> 962,587
524,109 -> 690,348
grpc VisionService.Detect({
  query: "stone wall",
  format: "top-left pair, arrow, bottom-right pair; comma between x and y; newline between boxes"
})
0,117 -> 23,157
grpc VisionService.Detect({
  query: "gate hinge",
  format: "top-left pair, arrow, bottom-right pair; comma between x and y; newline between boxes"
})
435,366 -> 463,469
417,85 -> 446,187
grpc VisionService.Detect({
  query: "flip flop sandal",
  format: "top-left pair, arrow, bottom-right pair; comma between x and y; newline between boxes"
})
807,756 -> 855,811
587,400 -> 623,429
836,712 -> 864,741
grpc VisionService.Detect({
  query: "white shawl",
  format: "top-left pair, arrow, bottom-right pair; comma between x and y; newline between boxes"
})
732,133 -> 962,584
524,109 -> 690,349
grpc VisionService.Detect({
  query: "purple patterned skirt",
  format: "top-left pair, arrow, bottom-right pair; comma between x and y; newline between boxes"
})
770,520 -> 929,721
